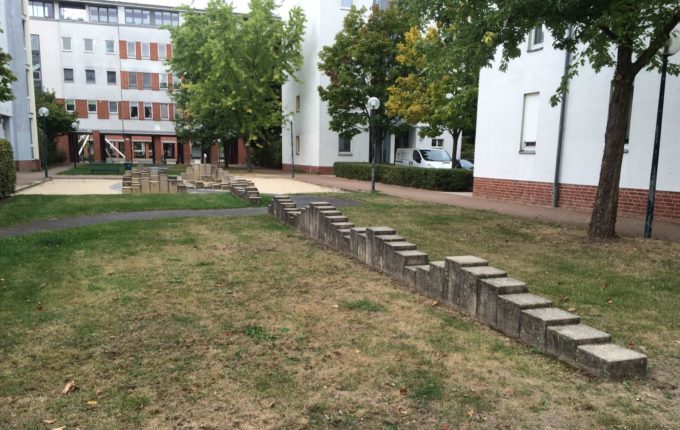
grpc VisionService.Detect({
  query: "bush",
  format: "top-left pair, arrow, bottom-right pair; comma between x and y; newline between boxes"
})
0,138 -> 16,198
333,162 -> 473,192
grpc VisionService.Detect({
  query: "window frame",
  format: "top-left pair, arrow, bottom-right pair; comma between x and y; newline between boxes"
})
85,69 -> 96,84
341,0 -> 353,9
143,102 -> 153,119
338,136 -> 351,154
128,72 -> 138,88
63,68 -> 74,83
431,138 -> 444,148
141,42 -> 150,59
61,36 -> 72,51
130,104 -> 139,119
158,43 -> 167,60
29,1 -> 55,19
84,38 -> 94,53
528,25 -> 544,51
108,101 -> 118,115
142,72 -> 152,89
87,100 -> 97,114
65,99 -> 75,112
295,95 -> 301,112
127,41 -> 136,57
519,92 -> 540,153
105,40 -> 115,54
107,71 -> 117,85
160,103 -> 169,120
295,136 -> 300,155
159,73 -> 168,89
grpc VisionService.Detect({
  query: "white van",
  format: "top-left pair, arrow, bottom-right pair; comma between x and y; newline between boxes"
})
394,148 -> 453,169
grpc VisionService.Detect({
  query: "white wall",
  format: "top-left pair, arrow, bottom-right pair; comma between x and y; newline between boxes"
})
475,30 -> 680,192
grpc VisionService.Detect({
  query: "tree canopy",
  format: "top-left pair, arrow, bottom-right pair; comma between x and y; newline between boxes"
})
168,0 -> 306,167
318,5 -> 416,163
401,0 -> 680,239
0,28 -> 17,103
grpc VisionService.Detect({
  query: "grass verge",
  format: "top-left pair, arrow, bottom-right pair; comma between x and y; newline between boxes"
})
0,194 -> 271,228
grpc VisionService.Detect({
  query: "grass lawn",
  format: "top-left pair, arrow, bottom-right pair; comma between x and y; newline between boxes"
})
0,194 -> 677,429
0,194 -> 271,229
58,164 -> 188,176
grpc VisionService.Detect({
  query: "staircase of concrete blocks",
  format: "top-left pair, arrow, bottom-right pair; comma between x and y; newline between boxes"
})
268,195 -> 647,380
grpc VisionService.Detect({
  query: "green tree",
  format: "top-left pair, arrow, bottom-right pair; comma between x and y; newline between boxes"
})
386,25 -> 479,162
34,87 -> 77,164
0,28 -> 16,103
318,5 -> 416,163
402,0 -> 680,239
169,0 -> 305,170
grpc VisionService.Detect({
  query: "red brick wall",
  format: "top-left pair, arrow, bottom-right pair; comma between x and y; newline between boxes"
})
15,160 -> 41,171
474,177 -> 680,221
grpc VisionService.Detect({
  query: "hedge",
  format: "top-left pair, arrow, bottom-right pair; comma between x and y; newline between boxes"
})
333,162 -> 473,192
0,139 -> 16,198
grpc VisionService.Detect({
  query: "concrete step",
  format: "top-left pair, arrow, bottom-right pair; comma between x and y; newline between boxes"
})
576,343 -> 647,379
520,307 -> 580,352
395,250 -> 428,266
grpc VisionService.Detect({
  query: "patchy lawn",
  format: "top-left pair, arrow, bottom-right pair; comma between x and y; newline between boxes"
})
0,194 -> 271,228
0,195 -> 677,429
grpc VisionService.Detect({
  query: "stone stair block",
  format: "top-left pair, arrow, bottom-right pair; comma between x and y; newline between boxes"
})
331,222 -> 354,230
546,324 -> 611,366
576,344 -> 647,379
415,265 -> 430,296
405,265 -> 429,292
445,256 -> 488,308
150,181 -> 160,193
520,307 -> 580,351
477,277 -> 527,326
122,186 -> 132,194
452,266 -> 507,316
350,228 -> 368,263
382,242 -> 418,274
366,227 -> 397,271
387,250 -> 428,281
497,293 -> 552,338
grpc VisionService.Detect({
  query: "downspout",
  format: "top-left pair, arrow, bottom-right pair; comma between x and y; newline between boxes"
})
552,26 -> 573,208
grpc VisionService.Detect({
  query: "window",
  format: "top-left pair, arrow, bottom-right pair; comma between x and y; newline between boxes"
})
431,138 -> 444,147
63,68 -> 74,83
90,6 -> 117,24
296,95 -> 301,112
85,69 -> 95,84
141,43 -> 150,59
65,99 -> 75,112
144,102 -> 152,119
107,71 -> 117,84
341,0 -> 353,9
520,92 -> 539,152
31,35 -> 42,84
62,36 -> 71,51
338,136 -> 351,154
84,38 -> 93,53
160,103 -> 169,120
29,1 -> 54,18
87,100 -> 97,113
528,25 -> 544,51
129,72 -> 137,88
142,73 -> 151,89
373,0 -> 389,9
134,142 -> 145,157
153,10 -> 180,27
130,104 -> 139,118
105,40 -> 115,54
127,41 -> 136,57
60,3 -> 87,21
125,8 -> 179,26
158,43 -> 166,60
295,136 -> 300,155
109,101 -> 118,115
160,73 -> 168,89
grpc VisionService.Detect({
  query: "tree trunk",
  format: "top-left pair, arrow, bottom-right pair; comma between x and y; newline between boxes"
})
452,129 -> 461,164
588,47 -> 635,240
245,137 -> 253,172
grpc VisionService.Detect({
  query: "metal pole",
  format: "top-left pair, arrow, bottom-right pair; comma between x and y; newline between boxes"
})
644,50 -> 669,239
72,133 -> 77,169
42,118 -> 49,178
370,110 -> 376,192
290,119 -> 295,179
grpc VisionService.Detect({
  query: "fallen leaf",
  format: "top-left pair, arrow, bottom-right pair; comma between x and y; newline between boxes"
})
42,419 -> 56,424
62,381 -> 78,395
607,299 -> 613,304
87,400 -> 98,405
431,300 -> 439,306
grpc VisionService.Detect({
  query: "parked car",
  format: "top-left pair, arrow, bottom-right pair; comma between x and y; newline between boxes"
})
459,159 -> 474,170
395,148 -> 453,169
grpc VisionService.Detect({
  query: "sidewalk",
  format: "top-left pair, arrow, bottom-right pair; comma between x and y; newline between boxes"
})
290,173 -> 680,242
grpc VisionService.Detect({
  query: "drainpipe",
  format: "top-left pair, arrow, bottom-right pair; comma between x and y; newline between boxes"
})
552,26 -> 573,208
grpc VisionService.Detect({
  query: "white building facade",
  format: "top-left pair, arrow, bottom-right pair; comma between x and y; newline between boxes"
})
1,0 -> 40,170
28,0 -> 192,164
279,0 -> 455,174
474,27 -> 680,221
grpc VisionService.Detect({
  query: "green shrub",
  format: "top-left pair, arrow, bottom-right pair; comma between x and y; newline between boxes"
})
0,138 -> 16,198
333,162 -> 473,192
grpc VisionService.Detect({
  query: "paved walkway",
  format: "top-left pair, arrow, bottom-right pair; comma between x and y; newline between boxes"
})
289,173 -> 680,242
0,195 -> 358,239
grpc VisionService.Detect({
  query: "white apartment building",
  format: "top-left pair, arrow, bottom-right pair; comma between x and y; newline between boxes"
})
474,26 -> 680,221
28,0 -> 196,164
1,0 -> 40,170
278,0 -> 456,174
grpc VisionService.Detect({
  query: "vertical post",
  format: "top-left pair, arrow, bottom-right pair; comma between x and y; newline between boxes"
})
290,119 -> 295,179
42,118 -> 48,178
644,50 -> 669,239
370,110 -> 376,192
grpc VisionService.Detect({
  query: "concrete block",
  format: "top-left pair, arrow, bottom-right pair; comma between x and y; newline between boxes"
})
520,307 -> 580,351
445,256 -> 488,308
122,186 -> 132,194
159,179 -> 169,193
387,250 -> 427,281
477,277 -> 527,326
350,228 -> 368,263
452,266 -> 507,316
427,261 -> 447,300
415,265 -> 430,295
366,227 -> 396,270
169,180 -> 178,193
496,293 -> 552,338
546,324 -> 611,366
150,181 -> 160,193
405,265 -> 429,292
576,344 -> 647,380
382,241 -> 418,275
370,234 -> 406,271
141,181 -> 150,193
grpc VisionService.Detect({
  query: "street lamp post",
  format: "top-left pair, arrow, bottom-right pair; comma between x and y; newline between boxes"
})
290,118 -> 295,179
644,36 -> 680,238
71,121 -> 78,169
367,97 -> 380,193
38,107 -> 49,178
